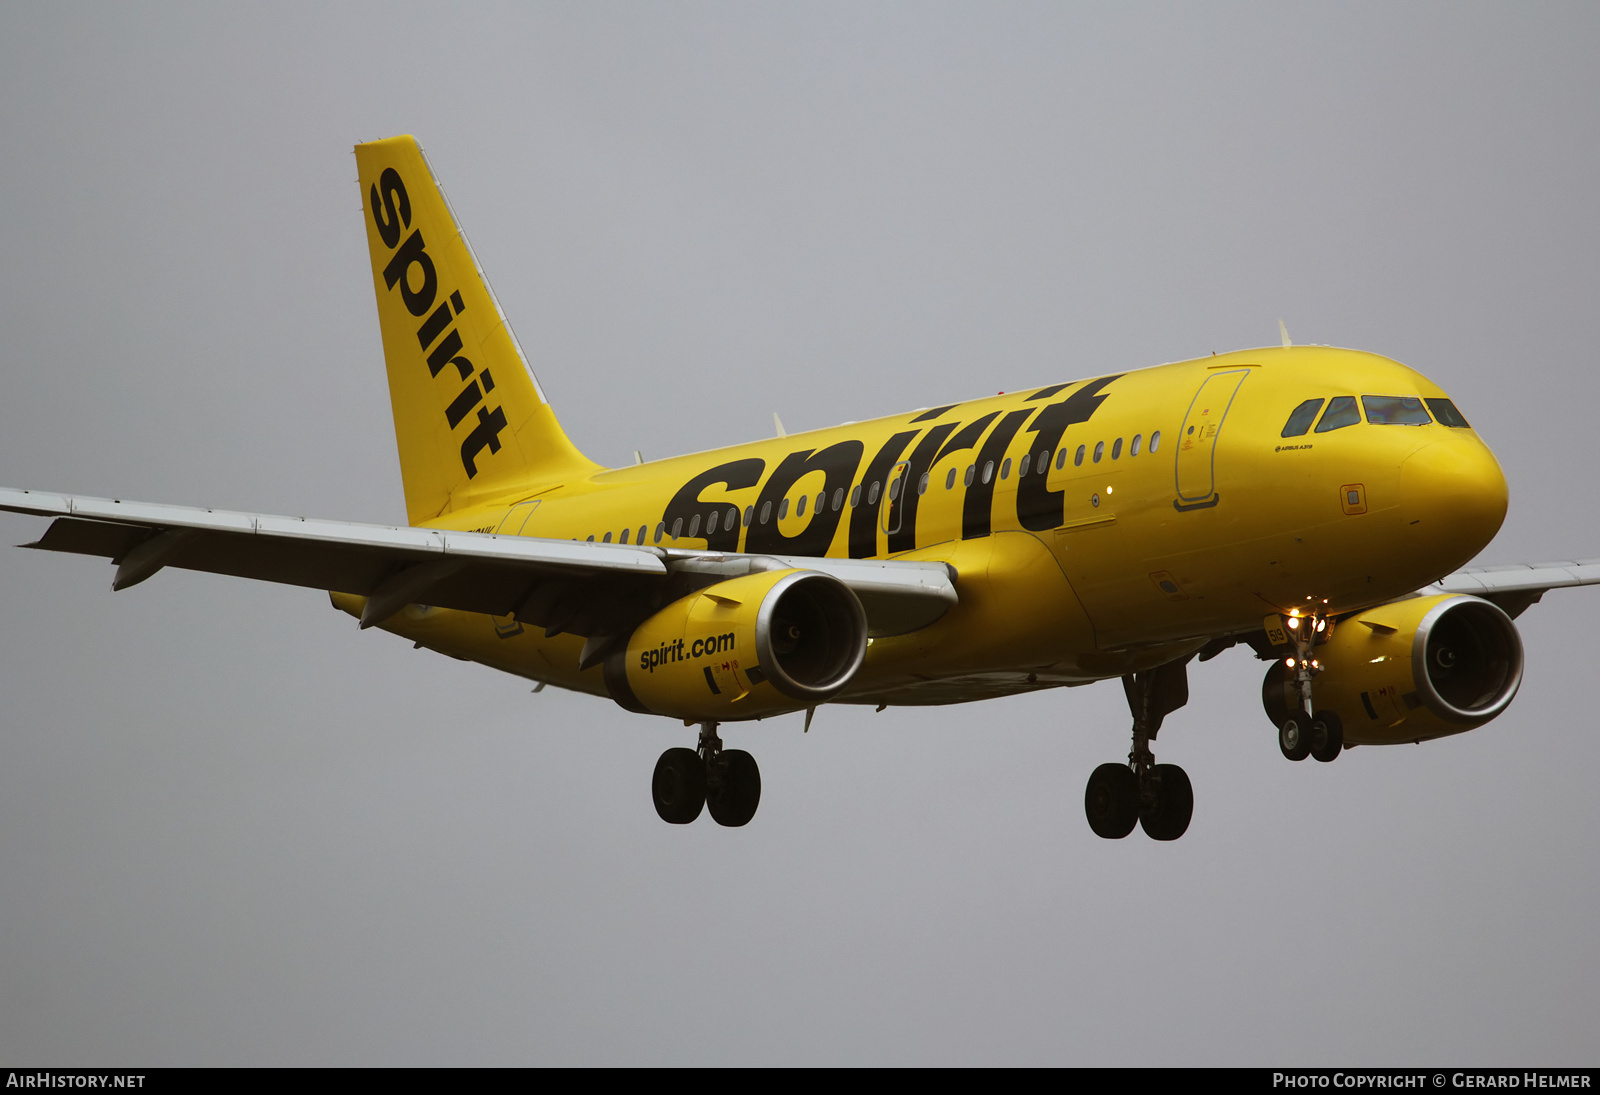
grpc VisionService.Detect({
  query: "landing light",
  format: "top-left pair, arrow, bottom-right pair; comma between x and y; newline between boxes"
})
1286,658 -> 1296,668
1287,617 -> 1300,629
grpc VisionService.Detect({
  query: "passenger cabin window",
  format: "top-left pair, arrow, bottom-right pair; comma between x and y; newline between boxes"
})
1056,448 -> 1068,470
638,525 -> 647,544
1075,445 -> 1086,467
654,523 -> 665,543
1314,396 -> 1361,433
1130,434 -> 1142,455
1111,438 -> 1122,460
1093,441 -> 1104,463
671,518 -> 682,539
796,495 -> 807,518
1426,398 -> 1471,428
834,487 -> 845,509
850,485 -> 862,507
1281,398 -> 1324,438
760,500 -> 772,524
744,506 -> 754,527
1150,430 -> 1161,452
689,514 -> 701,537
619,528 -> 629,544
945,469 -> 956,490
1363,395 -> 1432,425
1019,454 -> 1031,477
1000,458 -> 1011,480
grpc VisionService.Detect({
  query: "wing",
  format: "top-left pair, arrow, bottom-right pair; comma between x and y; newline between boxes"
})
1433,558 -> 1600,617
0,488 -> 957,646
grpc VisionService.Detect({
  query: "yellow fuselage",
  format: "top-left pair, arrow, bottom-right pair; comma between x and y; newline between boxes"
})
339,345 -> 1507,712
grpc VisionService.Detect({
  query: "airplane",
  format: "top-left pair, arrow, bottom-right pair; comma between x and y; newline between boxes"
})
3,134 -> 1593,840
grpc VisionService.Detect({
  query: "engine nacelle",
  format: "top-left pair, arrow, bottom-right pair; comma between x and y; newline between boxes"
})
1263,593 -> 1524,745
604,568 -> 868,722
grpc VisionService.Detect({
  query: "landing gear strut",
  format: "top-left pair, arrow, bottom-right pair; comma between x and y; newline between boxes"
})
1084,660 -> 1194,841
651,721 -> 761,827
1272,611 -> 1343,764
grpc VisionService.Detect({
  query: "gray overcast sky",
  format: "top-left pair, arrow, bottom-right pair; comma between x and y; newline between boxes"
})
1,2 -> 1597,1065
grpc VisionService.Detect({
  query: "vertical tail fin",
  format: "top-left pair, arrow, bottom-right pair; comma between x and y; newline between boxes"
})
354,136 -> 599,524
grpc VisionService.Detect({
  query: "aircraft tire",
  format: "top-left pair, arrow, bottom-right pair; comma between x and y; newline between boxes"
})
1310,710 -> 1344,763
1084,763 -> 1139,839
706,749 -> 761,827
1279,713 -> 1313,761
1139,763 -> 1193,841
653,747 -> 707,824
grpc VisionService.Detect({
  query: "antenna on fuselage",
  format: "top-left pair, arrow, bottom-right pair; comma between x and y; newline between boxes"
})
1279,319 -> 1293,348
773,412 -> 788,438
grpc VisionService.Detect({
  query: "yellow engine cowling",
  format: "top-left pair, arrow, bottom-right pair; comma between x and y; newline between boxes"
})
603,568 -> 868,722
1263,593 -> 1524,745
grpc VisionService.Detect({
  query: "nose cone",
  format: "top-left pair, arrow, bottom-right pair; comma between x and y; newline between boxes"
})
1399,435 -> 1508,572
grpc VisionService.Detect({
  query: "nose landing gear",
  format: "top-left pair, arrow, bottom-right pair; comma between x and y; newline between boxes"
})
1309,710 -> 1343,763
1270,611 -> 1343,764
1084,660 -> 1195,841
651,721 -> 762,827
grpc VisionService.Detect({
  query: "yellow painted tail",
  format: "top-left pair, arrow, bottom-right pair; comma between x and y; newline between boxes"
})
354,135 -> 599,523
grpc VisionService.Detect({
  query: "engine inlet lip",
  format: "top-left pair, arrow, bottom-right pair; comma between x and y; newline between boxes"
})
754,571 -> 868,701
1410,594 -> 1524,724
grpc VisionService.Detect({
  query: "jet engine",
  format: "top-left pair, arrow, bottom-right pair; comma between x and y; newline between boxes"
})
604,568 -> 868,722
1263,593 -> 1523,745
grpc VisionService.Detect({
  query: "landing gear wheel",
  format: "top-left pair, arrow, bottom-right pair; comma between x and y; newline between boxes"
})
1310,710 -> 1344,763
652,747 -> 706,824
1279,713 -> 1312,761
706,748 -> 761,827
1085,763 -> 1139,839
1139,763 -> 1194,841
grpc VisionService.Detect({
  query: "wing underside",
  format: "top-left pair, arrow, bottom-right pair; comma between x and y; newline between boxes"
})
1433,559 -> 1600,618
0,487 -> 957,642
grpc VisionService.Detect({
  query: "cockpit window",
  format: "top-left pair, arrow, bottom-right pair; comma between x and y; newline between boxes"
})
1363,395 -> 1432,425
1314,396 -> 1361,433
1425,398 -> 1471,428
1281,398 -> 1324,438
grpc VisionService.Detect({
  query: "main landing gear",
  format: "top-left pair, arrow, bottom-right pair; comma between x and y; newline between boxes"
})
651,721 -> 761,827
1271,611 -> 1343,764
1084,660 -> 1195,841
